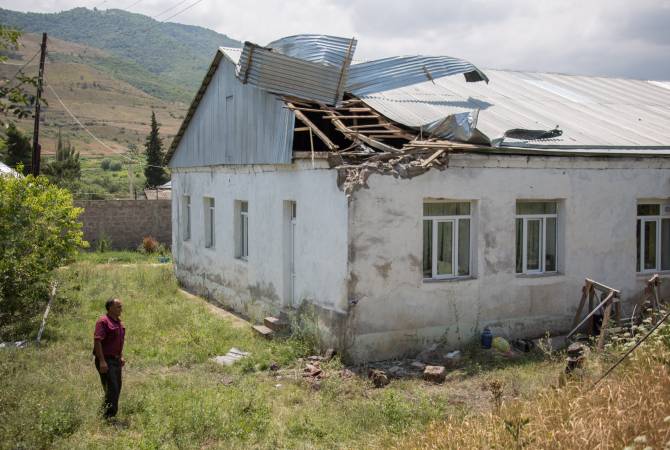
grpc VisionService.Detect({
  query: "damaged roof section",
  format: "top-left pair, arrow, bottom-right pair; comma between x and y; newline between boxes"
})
170,35 -> 670,186
236,35 -> 356,105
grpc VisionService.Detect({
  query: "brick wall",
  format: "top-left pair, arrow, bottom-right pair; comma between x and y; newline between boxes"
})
75,200 -> 171,250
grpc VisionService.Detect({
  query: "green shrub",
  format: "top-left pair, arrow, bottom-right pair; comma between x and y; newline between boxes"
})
100,158 -> 111,170
109,161 -> 123,171
0,172 -> 88,336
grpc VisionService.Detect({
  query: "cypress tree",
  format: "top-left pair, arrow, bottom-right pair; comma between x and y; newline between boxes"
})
144,111 -> 168,187
43,128 -> 80,187
1,124 -> 32,175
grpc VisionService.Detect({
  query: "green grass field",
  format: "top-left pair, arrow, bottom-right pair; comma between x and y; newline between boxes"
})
0,258 -> 585,449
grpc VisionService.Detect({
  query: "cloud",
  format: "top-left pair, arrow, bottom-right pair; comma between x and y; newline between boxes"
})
2,0 -> 669,79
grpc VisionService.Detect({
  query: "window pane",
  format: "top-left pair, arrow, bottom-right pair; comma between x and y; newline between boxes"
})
516,201 -> 557,215
527,219 -> 541,271
241,201 -> 248,212
545,217 -> 557,272
662,219 -> 670,271
458,219 -> 470,276
515,218 -> 523,273
644,220 -> 657,270
423,220 -> 432,278
638,204 -> 660,216
437,222 -> 453,275
424,202 -> 470,216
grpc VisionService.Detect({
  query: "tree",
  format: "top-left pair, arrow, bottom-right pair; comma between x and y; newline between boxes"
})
42,128 -> 81,188
143,111 -> 168,187
0,25 -> 37,127
1,123 -> 32,175
0,172 -> 87,335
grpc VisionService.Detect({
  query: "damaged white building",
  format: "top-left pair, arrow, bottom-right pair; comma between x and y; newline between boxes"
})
168,35 -> 670,362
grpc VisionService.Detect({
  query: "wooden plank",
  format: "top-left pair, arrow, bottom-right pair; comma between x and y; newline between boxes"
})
323,115 -> 380,120
348,124 -> 399,130
571,282 -> 590,330
567,288 -> 613,340
288,102 -> 338,151
585,278 -> 621,296
330,117 -> 402,153
596,297 -> 614,351
420,149 -> 445,167
294,126 -> 310,132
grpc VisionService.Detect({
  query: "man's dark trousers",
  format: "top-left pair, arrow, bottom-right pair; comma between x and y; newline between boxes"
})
95,357 -> 122,418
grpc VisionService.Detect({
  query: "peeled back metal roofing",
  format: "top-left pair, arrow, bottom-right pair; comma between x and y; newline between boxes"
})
236,39 -> 354,105
347,55 -> 489,96
266,34 -> 357,68
359,70 -> 670,149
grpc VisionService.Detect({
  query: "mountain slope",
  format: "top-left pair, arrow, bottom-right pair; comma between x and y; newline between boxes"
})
0,33 -> 187,157
0,7 -> 241,102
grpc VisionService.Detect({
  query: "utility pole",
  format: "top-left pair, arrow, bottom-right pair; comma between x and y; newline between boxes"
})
31,32 -> 47,176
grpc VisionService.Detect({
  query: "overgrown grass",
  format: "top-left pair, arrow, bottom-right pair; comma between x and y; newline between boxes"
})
1,261 -> 557,449
75,250 -> 160,265
6,259 -> 663,449
394,324 -> 670,449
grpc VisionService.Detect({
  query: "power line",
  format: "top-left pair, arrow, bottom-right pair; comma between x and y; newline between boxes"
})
124,0 -> 144,9
45,81 -> 167,169
1,49 -> 41,85
153,0 -> 190,19
161,0 -> 206,22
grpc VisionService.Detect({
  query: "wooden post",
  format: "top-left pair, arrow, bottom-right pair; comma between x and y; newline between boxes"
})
572,282 -> 590,330
588,286 -> 596,335
36,282 -> 57,346
596,295 -> 614,351
31,32 -> 47,176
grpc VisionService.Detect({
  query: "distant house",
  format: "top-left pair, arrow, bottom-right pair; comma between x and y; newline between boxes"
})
168,36 -> 670,362
144,181 -> 172,200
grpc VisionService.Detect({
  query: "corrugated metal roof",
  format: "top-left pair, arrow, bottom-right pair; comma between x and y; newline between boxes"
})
266,35 -> 357,68
236,41 -> 352,105
360,70 -> 670,148
347,55 -> 488,96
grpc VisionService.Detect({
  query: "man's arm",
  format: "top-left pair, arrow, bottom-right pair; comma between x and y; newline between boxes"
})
93,339 -> 108,373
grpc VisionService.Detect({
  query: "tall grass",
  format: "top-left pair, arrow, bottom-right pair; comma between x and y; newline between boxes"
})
396,326 -> 670,449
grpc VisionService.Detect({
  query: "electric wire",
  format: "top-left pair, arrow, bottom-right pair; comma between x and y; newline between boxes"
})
1,49 -> 41,85
45,81 -> 165,169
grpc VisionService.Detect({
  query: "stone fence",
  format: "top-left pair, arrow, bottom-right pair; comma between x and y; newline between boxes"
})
75,200 -> 171,250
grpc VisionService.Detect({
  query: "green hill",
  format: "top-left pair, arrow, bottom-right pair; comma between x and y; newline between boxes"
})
0,7 -> 241,103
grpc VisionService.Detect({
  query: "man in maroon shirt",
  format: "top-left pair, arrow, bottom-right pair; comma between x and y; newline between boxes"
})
93,298 -> 125,419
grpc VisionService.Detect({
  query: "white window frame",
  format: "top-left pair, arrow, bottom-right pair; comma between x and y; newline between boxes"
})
240,201 -> 248,260
204,197 -> 215,249
515,202 -> 558,275
423,202 -> 472,280
637,203 -> 670,273
182,195 -> 191,241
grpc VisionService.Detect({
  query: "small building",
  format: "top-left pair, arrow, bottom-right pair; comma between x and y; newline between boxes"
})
168,37 -> 670,362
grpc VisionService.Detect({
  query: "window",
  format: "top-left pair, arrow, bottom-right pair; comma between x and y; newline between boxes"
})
637,203 -> 670,272
423,202 -> 472,279
515,201 -> 557,274
182,195 -> 191,241
238,201 -> 248,259
204,197 -> 215,248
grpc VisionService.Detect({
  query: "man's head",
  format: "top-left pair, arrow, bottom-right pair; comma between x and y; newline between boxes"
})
105,298 -> 123,320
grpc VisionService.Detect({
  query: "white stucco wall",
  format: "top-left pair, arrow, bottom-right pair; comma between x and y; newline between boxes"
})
347,153 -> 670,362
171,161 -> 350,343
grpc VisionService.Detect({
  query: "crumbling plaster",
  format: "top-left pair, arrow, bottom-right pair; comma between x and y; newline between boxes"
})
346,153 -> 670,362
171,161 -> 350,343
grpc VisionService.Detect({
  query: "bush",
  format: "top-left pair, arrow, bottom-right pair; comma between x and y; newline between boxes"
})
0,172 -> 88,336
96,232 -> 112,253
141,236 -> 160,253
100,158 -> 111,170
109,161 -> 123,171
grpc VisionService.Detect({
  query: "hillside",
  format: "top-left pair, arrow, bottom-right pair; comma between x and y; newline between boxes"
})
0,7 -> 241,103
0,33 -> 186,157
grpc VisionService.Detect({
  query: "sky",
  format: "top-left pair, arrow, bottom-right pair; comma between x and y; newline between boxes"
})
3,0 -> 670,80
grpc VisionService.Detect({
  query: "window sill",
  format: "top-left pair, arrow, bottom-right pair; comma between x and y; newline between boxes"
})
515,272 -> 562,279
423,276 -> 476,284
637,271 -> 670,279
